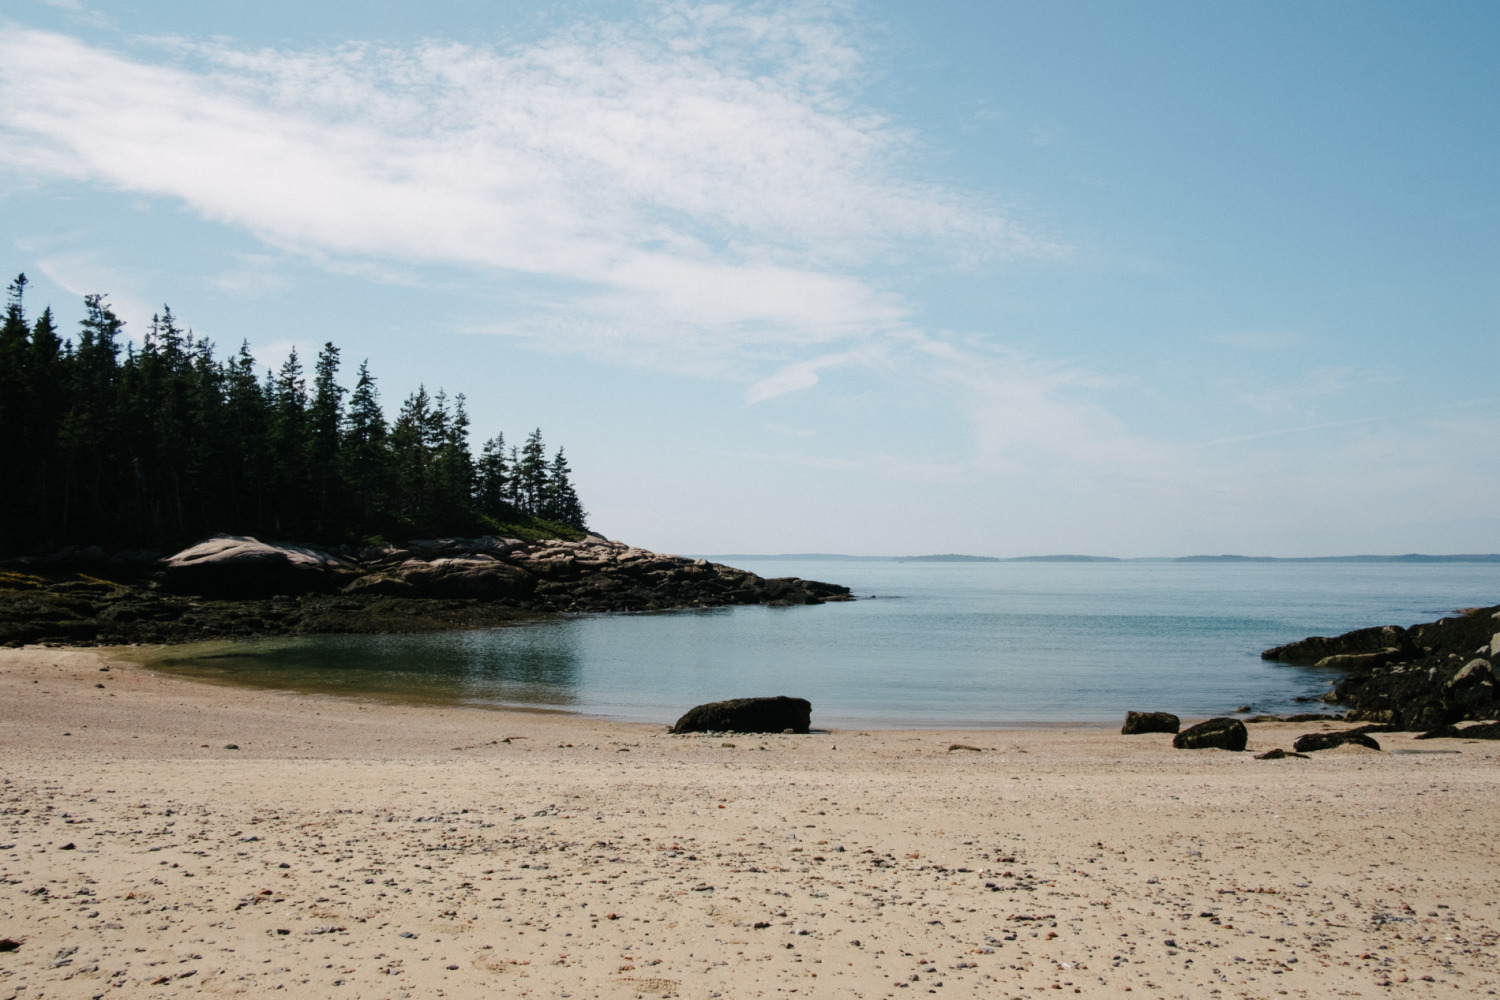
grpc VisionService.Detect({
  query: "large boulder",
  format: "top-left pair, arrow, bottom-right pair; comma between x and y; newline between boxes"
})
671,696 -> 812,734
1121,711 -> 1180,735
160,535 -> 354,597
1293,731 -> 1381,753
1172,717 -> 1248,751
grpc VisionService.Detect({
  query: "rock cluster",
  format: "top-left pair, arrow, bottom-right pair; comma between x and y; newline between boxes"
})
1,534 -> 852,646
1262,604 -> 1500,730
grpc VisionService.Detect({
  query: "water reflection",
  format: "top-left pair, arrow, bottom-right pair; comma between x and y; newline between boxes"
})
142,624 -> 584,709
127,559 -> 1500,726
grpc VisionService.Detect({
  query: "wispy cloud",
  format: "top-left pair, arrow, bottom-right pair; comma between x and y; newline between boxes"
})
0,7 -> 1053,386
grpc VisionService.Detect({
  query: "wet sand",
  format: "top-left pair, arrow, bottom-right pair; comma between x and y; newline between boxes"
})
1,645 -> 1498,998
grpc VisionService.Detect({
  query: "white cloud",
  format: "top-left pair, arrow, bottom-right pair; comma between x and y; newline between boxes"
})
0,10 -> 1051,383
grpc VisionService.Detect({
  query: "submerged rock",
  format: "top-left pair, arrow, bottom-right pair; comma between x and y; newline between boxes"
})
1172,717 -> 1247,751
670,696 -> 812,734
1121,711 -> 1180,735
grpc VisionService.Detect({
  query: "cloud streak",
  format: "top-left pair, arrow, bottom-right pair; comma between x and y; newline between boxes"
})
0,8 -> 1048,384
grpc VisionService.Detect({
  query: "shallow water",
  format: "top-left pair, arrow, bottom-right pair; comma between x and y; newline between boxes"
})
135,559 -> 1500,727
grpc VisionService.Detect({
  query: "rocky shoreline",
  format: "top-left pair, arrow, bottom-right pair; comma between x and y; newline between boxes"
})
0,534 -> 852,647
1262,602 -> 1500,729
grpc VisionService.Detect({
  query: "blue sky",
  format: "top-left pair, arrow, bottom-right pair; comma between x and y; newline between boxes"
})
2,0 -> 1496,556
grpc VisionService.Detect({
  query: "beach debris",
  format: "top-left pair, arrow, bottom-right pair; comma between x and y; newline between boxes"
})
670,696 -> 811,734
1121,711 -> 1180,735
1293,731 -> 1381,753
947,743 -> 982,752
1254,748 -> 1310,759
1172,717 -> 1247,751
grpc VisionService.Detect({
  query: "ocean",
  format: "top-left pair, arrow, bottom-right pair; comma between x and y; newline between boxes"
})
137,559 -> 1500,728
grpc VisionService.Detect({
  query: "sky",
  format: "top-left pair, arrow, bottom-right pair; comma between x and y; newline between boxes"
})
1,0 -> 1497,557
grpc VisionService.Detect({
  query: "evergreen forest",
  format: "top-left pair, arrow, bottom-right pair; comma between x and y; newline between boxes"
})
0,275 -> 588,555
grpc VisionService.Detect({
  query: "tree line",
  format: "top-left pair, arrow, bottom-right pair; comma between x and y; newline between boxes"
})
0,275 -> 587,554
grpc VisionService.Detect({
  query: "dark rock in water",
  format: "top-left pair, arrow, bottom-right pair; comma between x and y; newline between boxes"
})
1292,731 -> 1381,753
1416,721 -> 1500,740
671,696 -> 812,734
1261,625 -> 1413,665
1255,748 -> 1309,760
1173,718 -> 1247,751
1121,711 -> 1180,735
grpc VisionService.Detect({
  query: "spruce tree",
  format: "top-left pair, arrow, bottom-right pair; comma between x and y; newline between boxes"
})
308,342 -> 345,533
389,385 -> 433,531
542,447 -> 587,529
516,428 -> 548,515
340,360 -> 389,534
475,433 -> 510,519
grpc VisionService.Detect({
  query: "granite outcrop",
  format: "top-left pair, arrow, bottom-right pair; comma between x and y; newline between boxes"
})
1,534 -> 852,646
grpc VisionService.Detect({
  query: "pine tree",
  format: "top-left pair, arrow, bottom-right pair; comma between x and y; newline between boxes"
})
59,294 -> 125,537
340,360 -> 389,534
308,342 -> 346,533
432,392 -> 475,529
389,385 -> 434,530
224,341 -> 271,531
541,447 -> 587,529
516,428 -> 548,515
0,275 -> 30,545
474,433 -> 511,519
268,348 -> 311,533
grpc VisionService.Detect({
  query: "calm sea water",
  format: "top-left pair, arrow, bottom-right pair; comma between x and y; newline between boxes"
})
137,560 -> 1500,728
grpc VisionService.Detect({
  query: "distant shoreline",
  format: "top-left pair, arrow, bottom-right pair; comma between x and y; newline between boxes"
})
706,552 -> 1500,564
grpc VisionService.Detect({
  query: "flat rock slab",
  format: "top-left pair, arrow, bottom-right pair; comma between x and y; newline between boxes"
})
671,696 -> 812,734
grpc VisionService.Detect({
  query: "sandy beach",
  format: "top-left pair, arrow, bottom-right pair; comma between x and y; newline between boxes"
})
1,646 -> 1497,999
